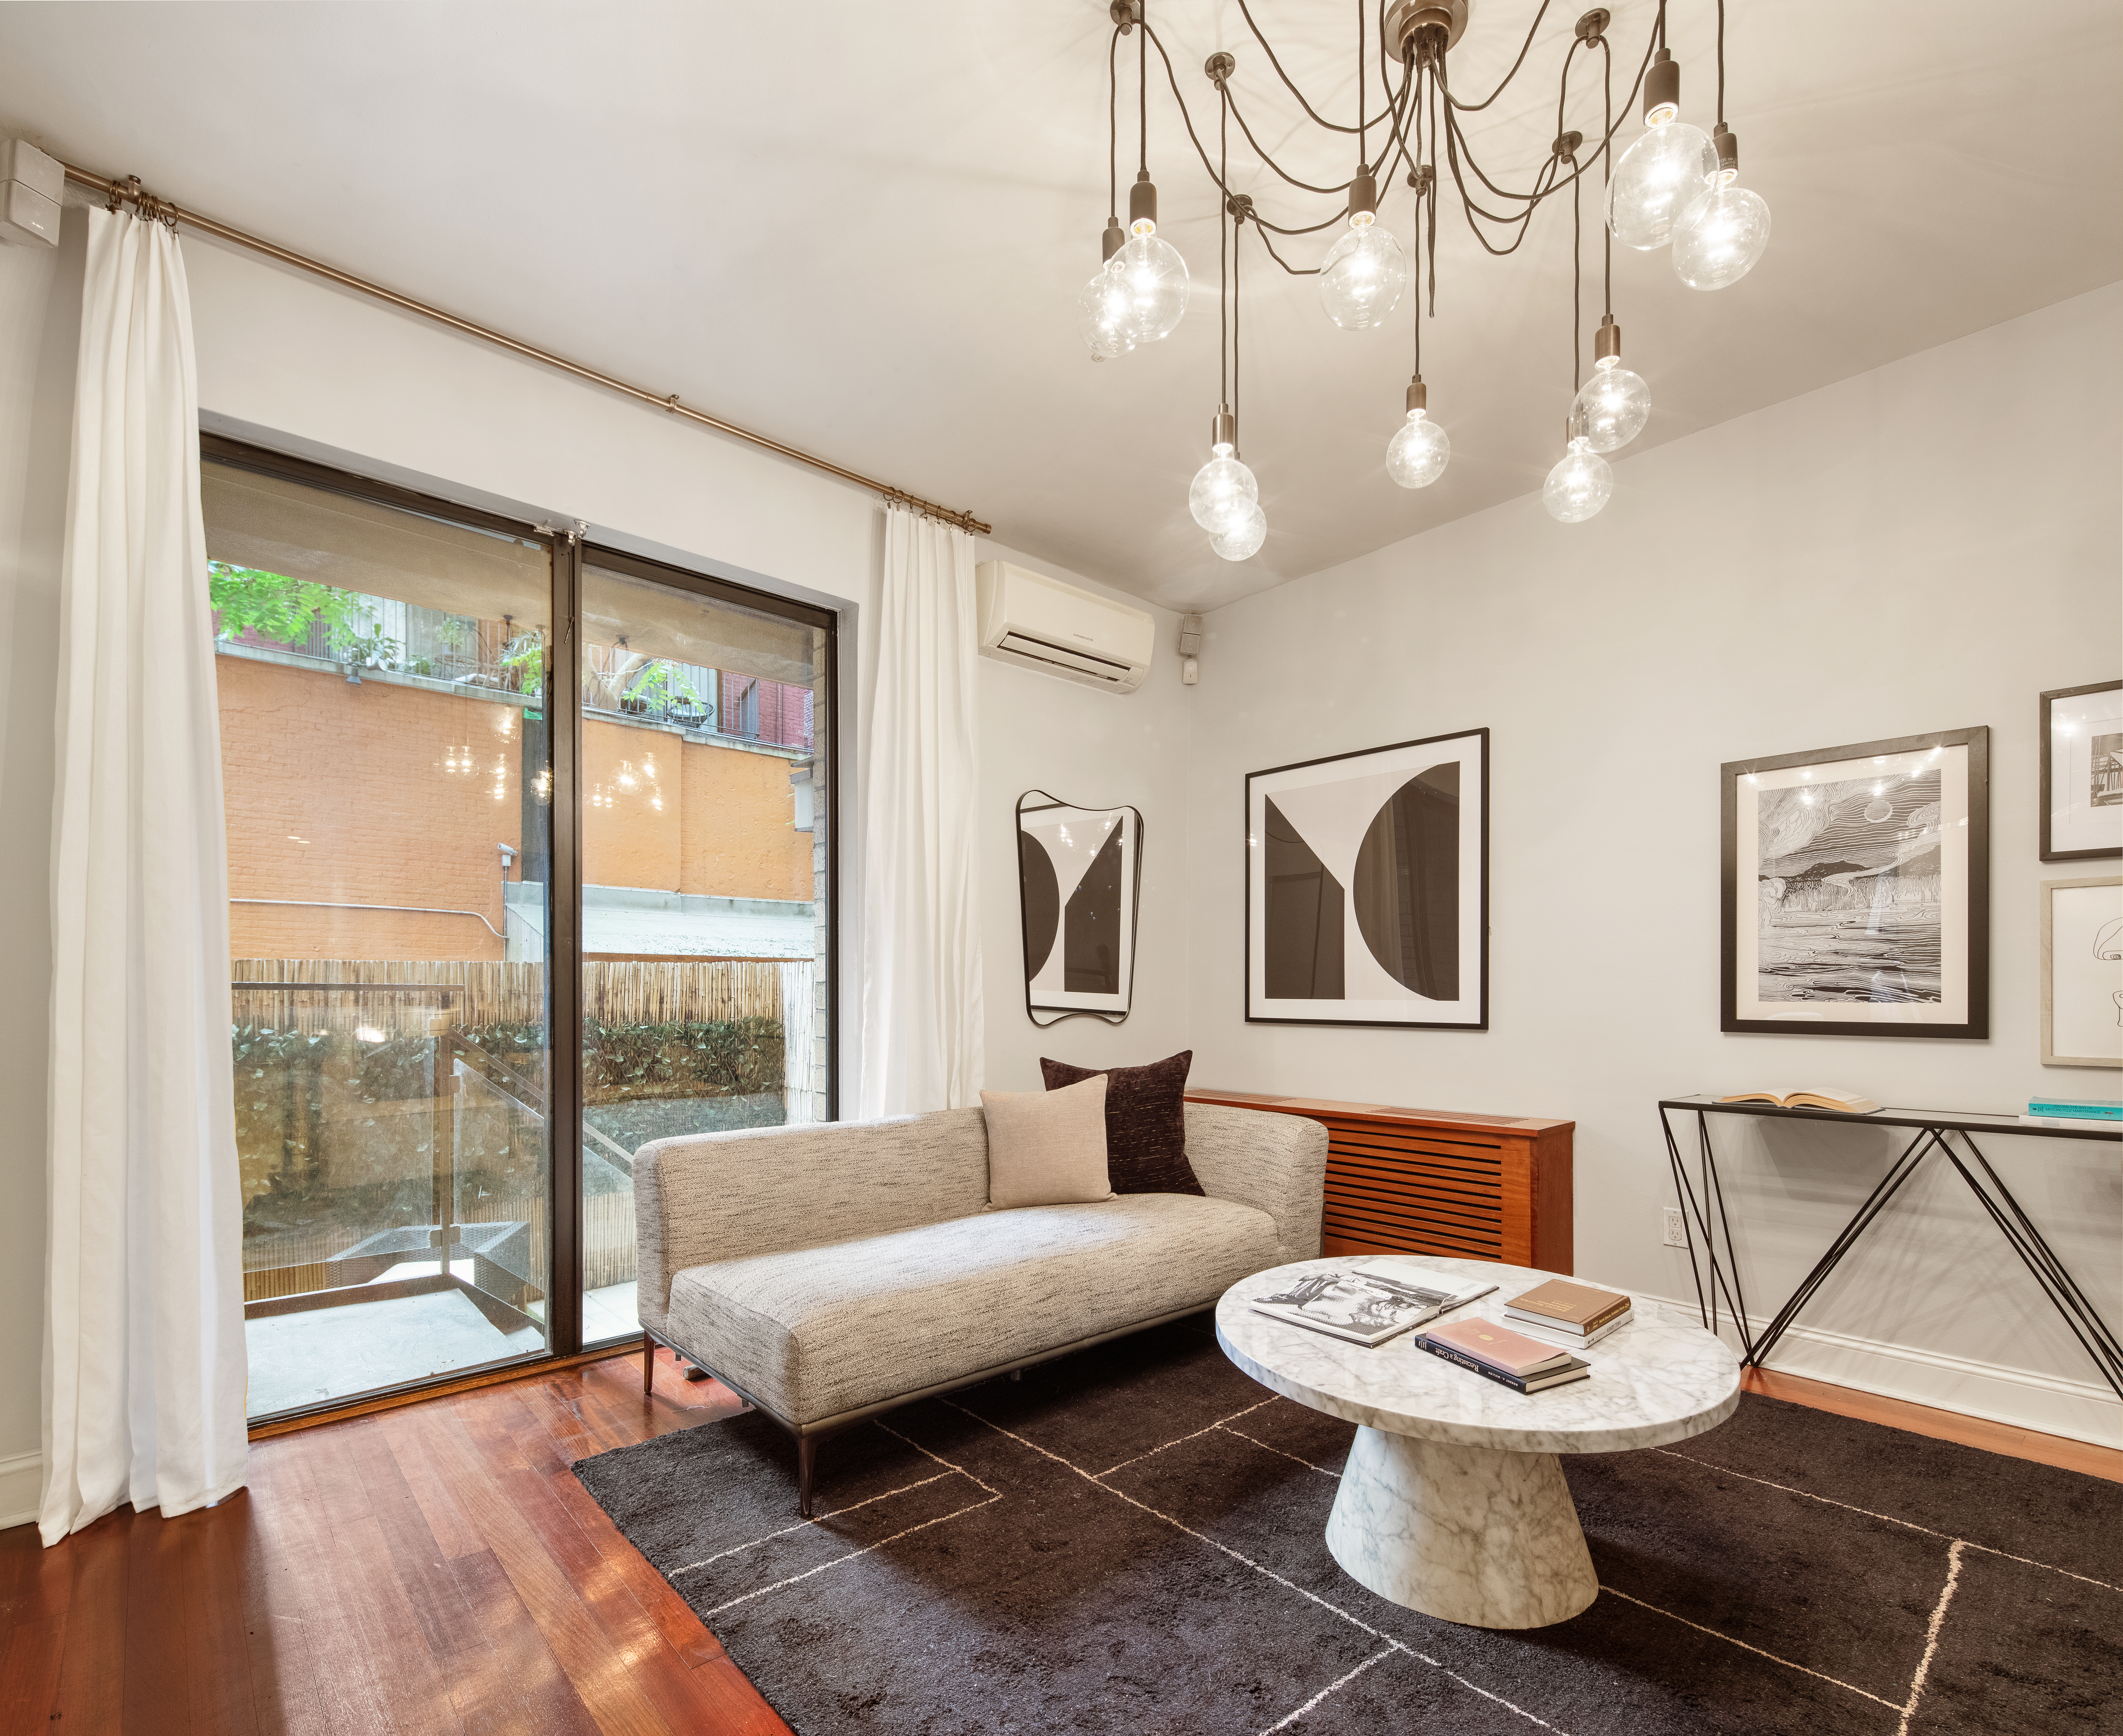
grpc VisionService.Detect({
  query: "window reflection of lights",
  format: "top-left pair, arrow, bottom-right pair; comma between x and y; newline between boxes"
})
651,796 -> 664,812
355,1024 -> 384,1043
617,761 -> 637,791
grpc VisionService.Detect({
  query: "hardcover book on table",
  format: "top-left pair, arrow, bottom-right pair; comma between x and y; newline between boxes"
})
1249,1268 -> 1496,1348
1501,1279 -> 1630,1337
1414,1328 -> 1593,1394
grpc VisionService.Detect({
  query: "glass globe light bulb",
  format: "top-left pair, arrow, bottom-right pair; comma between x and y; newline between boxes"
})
1605,119 -> 1712,250
1317,217 -> 1408,330
1671,172 -> 1772,290
1189,443 -> 1259,534
1570,357 -> 1652,453
1075,260 -> 1134,361
1385,409 -> 1450,489
1210,500 -> 1267,562
1543,437 -> 1613,523
1116,228 -> 1189,344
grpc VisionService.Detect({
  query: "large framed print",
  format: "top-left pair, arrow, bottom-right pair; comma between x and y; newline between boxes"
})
1721,727 -> 1989,1039
1245,729 -> 1488,1029
1016,790 -> 1142,1027
2040,681 -> 2123,862
2040,877 -> 2123,1068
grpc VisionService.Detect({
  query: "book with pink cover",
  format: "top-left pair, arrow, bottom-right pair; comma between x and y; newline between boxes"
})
1421,1317 -> 1576,1379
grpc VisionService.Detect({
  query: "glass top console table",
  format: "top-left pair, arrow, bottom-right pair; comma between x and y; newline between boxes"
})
1656,1095 -> 2121,1404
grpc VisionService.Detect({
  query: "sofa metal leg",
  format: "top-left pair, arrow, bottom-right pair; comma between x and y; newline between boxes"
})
798,1436 -> 817,1520
643,1338 -> 654,1393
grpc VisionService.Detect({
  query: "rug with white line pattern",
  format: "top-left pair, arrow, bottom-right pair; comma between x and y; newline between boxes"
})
572,1317 -> 2121,1735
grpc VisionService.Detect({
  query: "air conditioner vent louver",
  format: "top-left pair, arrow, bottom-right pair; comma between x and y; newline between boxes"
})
974,562 -> 1155,695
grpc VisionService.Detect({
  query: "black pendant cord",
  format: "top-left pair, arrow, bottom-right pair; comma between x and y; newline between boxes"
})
1231,0 -> 1395,137
1123,2 -> 1669,276
1108,25 -> 1122,228
1716,0 -> 1727,124
1138,3 -> 1149,177
1357,0 -> 1366,166
1571,150 -> 1583,395
1219,87 -> 1229,411
1602,36 -> 1613,320
1233,196 -> 1243,427
1444,0 -> 1556,112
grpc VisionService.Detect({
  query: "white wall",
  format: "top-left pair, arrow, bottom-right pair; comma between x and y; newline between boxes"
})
971,541 -> 1193,1091
0,216 -> 80,1524
1183,284 -> 2123,1446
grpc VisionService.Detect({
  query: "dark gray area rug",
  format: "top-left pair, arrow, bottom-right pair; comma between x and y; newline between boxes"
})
574,1317 -> 2122,1735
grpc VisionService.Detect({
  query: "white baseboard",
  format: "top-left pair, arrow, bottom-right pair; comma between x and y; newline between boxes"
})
1637,1293 -> 2123,1451
0,1450 -> 42,1532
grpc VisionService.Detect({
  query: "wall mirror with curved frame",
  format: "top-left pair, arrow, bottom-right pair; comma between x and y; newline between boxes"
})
1016,790 -> 1142,1027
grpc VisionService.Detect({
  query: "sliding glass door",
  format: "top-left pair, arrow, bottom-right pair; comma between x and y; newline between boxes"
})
206,438 -> 836,1420
206,445 -> 558,1419
573,550 -> 833,1345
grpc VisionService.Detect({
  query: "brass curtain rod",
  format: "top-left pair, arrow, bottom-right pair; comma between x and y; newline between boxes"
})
62,164 -> 993,536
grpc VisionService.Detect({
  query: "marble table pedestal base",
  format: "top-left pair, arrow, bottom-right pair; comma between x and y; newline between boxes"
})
1323,1425 -> 1597,1630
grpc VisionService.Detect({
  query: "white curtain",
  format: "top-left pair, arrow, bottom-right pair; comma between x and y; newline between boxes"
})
857,505 -> 983,1116
43,207 -> 248,1545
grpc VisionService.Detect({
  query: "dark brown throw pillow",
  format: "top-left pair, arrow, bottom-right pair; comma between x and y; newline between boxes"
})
1039,1051 -> 1203,1196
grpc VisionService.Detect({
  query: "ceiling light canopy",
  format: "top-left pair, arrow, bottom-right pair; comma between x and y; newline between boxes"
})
1076,0 -> 1771,542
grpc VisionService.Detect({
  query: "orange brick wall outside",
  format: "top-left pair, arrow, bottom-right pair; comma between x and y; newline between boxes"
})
221,656 -> 812,961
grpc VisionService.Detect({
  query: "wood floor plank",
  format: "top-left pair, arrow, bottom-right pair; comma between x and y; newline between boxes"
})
245,1435 -> 408,1734
123,1503 -> 198,1735
0,1517 -> 76,1632
0,1611 -> 67,1732
419,1400 -> 678,1734
450,1393 -> 767,1731
542,1466 -> 727,1671
48,1512 -> 129,1735
376,1405 -> 486,1561
181,1500 -> 265,1736
442,1549 -> 605,1736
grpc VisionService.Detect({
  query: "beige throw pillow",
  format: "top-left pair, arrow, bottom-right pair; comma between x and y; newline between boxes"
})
981,1075 -> 1114,1209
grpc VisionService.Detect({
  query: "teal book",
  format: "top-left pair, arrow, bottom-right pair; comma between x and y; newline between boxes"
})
2027,1098 -> 2122,1119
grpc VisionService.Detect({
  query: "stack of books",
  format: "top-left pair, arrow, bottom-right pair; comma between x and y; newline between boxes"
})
2020,1095 -> 2122,1133
1501,1278 -> 1634,1349
1414,1318 -> 1592,1394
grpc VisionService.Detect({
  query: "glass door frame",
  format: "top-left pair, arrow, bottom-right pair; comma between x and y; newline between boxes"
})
208,433 -> 841,1408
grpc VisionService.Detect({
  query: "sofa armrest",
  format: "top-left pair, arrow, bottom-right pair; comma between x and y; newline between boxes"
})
1183,1103 -> 1326,1263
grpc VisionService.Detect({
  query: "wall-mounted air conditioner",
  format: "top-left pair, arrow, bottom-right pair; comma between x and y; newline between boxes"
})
974,561 -> 1155,694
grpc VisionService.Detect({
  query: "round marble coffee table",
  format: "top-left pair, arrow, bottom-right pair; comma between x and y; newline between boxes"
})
1217,1255 -> 1741,1630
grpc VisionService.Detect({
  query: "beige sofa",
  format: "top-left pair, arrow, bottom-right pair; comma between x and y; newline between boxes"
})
634,1101 -> 1326,1514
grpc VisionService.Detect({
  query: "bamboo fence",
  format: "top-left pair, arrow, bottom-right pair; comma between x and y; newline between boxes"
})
232,956 -> 786,1032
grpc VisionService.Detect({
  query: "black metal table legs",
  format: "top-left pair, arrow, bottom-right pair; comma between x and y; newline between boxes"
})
1659,1109 -> 2123,1406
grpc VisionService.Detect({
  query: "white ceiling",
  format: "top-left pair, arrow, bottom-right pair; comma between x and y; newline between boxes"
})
3,2 -> 2118,611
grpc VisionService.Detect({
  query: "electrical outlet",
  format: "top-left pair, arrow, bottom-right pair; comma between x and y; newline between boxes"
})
1661,1207 -> 1688,1249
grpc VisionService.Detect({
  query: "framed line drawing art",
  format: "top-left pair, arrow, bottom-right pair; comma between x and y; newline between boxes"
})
2040,681 -> 2123,862
1245,729 -> 1488,1030
1722,726 -> 1988,1038
2040,877 -> 2123,1068
1016,790 -> 1142,1027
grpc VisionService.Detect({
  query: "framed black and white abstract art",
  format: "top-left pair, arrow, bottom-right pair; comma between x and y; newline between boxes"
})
1721,727 -> 1989,1039
1244,730 -> 1488,1029
2039,681 -> 2123,863
1016,791 -> 1142,1027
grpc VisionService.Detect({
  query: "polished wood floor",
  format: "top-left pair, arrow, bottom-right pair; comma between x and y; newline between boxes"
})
4,1354 -> 2117,1733
0,1349 -> 791,1735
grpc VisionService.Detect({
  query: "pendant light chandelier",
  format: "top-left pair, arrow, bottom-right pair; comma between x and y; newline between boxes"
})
1075,0 -> 1770,553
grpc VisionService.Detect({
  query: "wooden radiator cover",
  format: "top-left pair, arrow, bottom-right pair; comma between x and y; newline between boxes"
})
1187,1089 -> 1574,1274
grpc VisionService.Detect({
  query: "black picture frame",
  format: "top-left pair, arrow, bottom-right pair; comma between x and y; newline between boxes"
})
2039,681 -> 2123,863
1015,789 -> 1144,1029
1720,727 -> 1989,1039
1243,729 -> 1489,1030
